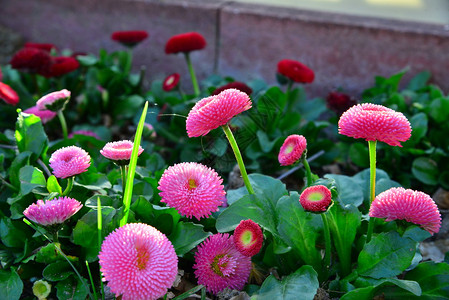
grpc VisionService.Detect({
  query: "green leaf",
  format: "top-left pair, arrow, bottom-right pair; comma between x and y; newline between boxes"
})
256,130 -> 279,153
76,55 -> 98,66
47,175 -> 63,194
324,174 -> 364,207
402,261 -> 449,299
254,265 -> 318,300
348,143 -> 369,168
276,192 -> 323,270
113,95 -> 145,119
407,71 -> 431,91
56,275 -> 89,300
428,97 -> 449,123
207,137 -> 228,156
0,268 -> 23,300
169,221 -> 211,256
15,111 -> 48,158
358,231 -> 417,279
412,157 -> 439,185
0,218 -> 29,248
19,166 -> 46,195
352,169 -> 400,203
36,243 -> 66,264
340,286 -> 374,300
295,96 -> 326,121
43,261 -> 73,281
403,113 -> 427,147
8,151 -> 32,189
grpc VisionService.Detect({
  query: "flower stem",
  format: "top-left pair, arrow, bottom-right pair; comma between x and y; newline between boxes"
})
57,110 -> 68,140
222,124 -> 255,195
85,261 -> 99,300
97,197 -> 105,300
302,156 -> 313,187
285,80 -> 294,113
321,212 -> 332,275
184,53 -> 200,96
62,176 -> 74,196
120,165 -> 127,197
366,140 -> 377,243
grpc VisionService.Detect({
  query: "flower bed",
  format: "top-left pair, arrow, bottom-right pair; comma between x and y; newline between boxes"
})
0,30 -> 448,300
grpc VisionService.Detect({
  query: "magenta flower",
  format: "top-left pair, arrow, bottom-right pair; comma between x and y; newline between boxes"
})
300,185 -> 332,212
158,162 -> 225,220
23,106 -> 57,124
23,197 -> 82,226
49,146 -> 91,178
68,130 -> 100,139
278,134 -> 307,166
186,88 -> 252,137
369,187 -> 441,235
36,89 -> 71,112
338,103 -> 412,147
100,140 -> 144,163
99,223 -> 178,300
194,233 -> 251,295
233,219 -> 263,257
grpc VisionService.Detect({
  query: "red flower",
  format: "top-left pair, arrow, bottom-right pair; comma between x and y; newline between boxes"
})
111,30 -> 149,47
162,73 -> 180,91
165,32 -> 206,54
212,82 -> 253,96
326,91 -> 357,116
43,56 -> 80,78
24,42 -> 57,52
0,82 -> 19,105
9,48 -> 52,74
300,185 -> 333,212
277,59 -> 315,84
233,219 -> 263,257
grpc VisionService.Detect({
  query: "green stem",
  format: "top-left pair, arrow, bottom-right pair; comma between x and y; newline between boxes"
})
85,261 -> 98,300
124,48 -> 133,74
302,156 -> 313,187
201,286 -> 206,300
366,140 -> 377,244
0,176 -> 18,192
184,53 -> 200,96
57,110 -> 68,140
321,213 -> 332,275
97,197 -> 105,300
327,212 -> 351,277
222,124 -> 255,195
52,232 -> 59,244
120,165 -> 127,197
62,176 -> 74,196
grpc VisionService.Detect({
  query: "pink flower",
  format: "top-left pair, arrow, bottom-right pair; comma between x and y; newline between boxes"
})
36,89 -> 71,112
338,103 -> 412,147
369,187 -> 441,235
278,135 -> 307,166
100,140 -> 144,163
68,130 -> 100,139
233,220 -> 263,257
158,162 -> 225,220
194,233 -> 251,295
162,73 -> 180,91
277,59 -> 315,84
144,123 -> 157,138
300,185 -> 332,212
165,32 -> 206,54
186,88 -> 252,137
99,223 -> 178,300
23,106 -> 57,124
49,146 -> 91,178
23,197 -> 82,226
0,82 -> 19,106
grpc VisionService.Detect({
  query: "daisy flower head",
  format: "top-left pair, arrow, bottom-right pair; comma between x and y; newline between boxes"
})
23,106 -> 57,124
277,59 -> 315,84
158,162 -> 225,220
23,197 -> 82,226
43,56 -> 80,78
165,32 -> 206,54
338,103 -> 412,147
186,88 -> 252,137
369,187 -> 441,235
233,219 -> 263,257
211,82 -> 253,96
111,30 -> 149,47
100,140 -> 144,165
326,91 -> 357,116
300,185 -> 332,212
278,134 -> 307,166
162,73 -> 180,91
0,82 -> 19,106
193,233 -> 252,295
99,223 -> 178,300
9,47 -> 52,74
49,146 -> 91,178
36,89 -> 71,112
68,130 -> 100,140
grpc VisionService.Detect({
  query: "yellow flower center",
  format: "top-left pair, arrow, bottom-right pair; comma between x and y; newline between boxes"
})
308,191 -> 324,202
188,178 -> 197,190
135,245 -> 150,270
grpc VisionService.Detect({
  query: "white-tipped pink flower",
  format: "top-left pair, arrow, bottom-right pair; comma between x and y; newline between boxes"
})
49,146 -> 91,178
99,223 -> 178,300
233,219 -> 263,257
194,233 -> 251,295
338,103 -> 411,147
300,185 -> 332,212
369,187 -> 441,235
23,197 -> 82,226
100,140 -> 144,163
36,89 -> 71,112
68,130 -> 100,139
158,162 -> 225,220
186,88 -> 252,137
23,106 -> 57,124
278,134 -> 307,166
